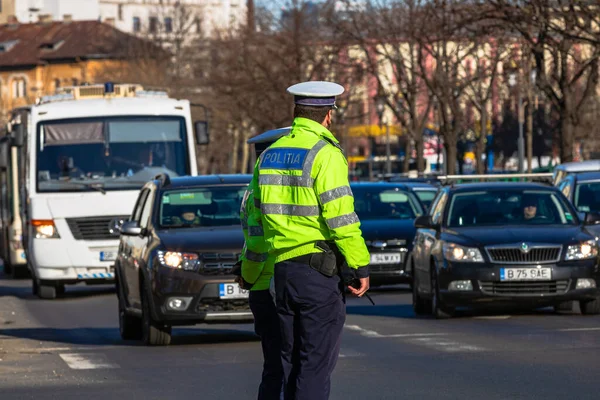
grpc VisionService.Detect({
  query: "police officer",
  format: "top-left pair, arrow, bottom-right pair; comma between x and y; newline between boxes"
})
237,127 -> 291,400
246,81 -> 371,400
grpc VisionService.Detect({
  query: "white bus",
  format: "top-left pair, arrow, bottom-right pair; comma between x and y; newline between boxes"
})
1,83 -> 209,299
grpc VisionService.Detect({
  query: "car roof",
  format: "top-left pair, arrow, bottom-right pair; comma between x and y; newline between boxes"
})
574,171 -> 600,183
555,160 -> 600,173
157,174 -> 252,190
350,181 -> 425,192
449,182 -> 558,192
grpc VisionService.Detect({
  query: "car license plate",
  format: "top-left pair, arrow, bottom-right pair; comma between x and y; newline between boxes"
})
500,268 -> 552,281
370,253 -> 402,265
99,251 -> 117,262
219,283 -> 249,299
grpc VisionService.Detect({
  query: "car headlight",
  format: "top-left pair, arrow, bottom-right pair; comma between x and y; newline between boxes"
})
32,219 -> 60,239
157,250 -> 200,271
443,242 -> 484,262
565,240 -> 598,260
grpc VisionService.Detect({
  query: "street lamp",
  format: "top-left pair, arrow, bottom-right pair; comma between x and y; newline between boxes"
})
375,94 -> 391,176
508,70 -> 525,173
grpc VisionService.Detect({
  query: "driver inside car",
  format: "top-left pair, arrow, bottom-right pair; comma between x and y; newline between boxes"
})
171,205 -> 201,226
522,195 -> 540,221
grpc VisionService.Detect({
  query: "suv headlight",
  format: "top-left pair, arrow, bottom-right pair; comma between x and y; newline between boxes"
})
157,250 -> 200,271
565,240 -> 598,260
443,242 -> 484,263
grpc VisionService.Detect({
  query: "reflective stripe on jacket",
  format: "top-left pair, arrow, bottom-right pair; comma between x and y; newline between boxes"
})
239,184 -> 273,291
248,117 -> 370,271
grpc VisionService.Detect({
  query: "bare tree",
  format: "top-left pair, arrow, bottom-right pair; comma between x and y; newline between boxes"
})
487,0 -> 600,163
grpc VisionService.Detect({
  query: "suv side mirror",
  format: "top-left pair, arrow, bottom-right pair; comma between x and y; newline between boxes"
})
194,120 -> 209,145
583,212 -> 600,225
414,215 -> 438,229
120,221 -> 143,236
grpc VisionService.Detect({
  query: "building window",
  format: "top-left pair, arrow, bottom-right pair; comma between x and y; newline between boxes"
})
54,78 -> 61,90
118,5 -> 123,21
149,16 -> 158,33
12,78 -> 26,99
164,17 -> 173,33
72,78 -> 79,86
133,17 -> 141,32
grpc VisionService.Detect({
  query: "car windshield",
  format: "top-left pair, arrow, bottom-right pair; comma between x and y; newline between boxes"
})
574,182 -> 600,213
447,190 -> 577,227
159,186 -> 247,228
352,186 -> 423,220
414,190 -> 437,209
36,116 -> 190,192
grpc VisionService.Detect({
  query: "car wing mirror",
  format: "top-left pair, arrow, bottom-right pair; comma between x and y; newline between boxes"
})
414,215 -> 438,229
194,120 -> 209,145
120,221 -> 143,236
583,212 -> 600,225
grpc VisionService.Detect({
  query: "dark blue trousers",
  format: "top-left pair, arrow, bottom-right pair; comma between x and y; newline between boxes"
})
249,289 -> 284,400
274,260 -> 346,400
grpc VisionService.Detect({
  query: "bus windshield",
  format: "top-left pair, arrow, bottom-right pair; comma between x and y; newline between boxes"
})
36,116 -> 190,192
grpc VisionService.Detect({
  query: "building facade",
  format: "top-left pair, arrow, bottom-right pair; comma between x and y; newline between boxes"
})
0,0 -> 100,24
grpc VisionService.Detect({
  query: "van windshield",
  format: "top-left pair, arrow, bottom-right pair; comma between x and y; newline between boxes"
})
36,116 -> 190,192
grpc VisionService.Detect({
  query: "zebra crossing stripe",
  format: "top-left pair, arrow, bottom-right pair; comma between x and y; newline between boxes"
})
59,353 -> 119,370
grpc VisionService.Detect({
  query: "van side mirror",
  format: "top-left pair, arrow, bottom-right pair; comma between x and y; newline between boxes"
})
0,142 -> 8,170
120,221 -> 143,236
194,120 -> 209,145
414,215 -> 438,229
11,122 -> 25,148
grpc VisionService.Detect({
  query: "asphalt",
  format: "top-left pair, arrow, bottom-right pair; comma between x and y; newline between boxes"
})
1,267 -> 600,400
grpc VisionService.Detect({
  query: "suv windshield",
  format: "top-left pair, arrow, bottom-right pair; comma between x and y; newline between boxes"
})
447,190 -> 577,227
574,182 -> 600,213
352,186 -> 423,220
36,116 -> 190,192
159,186 -> 247,228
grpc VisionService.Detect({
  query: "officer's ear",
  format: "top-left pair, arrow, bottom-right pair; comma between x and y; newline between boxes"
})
323,109 -> 333,129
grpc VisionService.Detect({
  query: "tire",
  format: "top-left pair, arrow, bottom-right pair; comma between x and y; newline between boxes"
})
38,284 -> 57,300
56,284 -> 66,296
580,297 -> 600,315
141,287 -> 171,346
412,269 -> 431,316
11,264 -> 29,279
3,261 -> 12,275
117,280 -> 142,340
554,301 -> 575,313
431,270 -> 453,319
32,278 -> 39,296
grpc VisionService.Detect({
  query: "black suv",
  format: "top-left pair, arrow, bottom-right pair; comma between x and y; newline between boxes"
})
412,182 -> 600,318
556,171 -> 600,238
115,174 -> 253,345
351,182 -> 425,286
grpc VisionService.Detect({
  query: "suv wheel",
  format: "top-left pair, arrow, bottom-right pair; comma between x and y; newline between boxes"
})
580,297 -> 600,315
431,271 -> 453,319
412,271 -> 431,316
141,288 -> 171,346
118,282 -> 142,340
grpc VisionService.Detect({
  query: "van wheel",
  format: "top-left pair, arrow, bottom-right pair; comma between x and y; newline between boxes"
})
580,297 -> 600,315
11,265 -> 29,279
32,278 -> 39,295
3,261 -> 12,275
141,289 -> 171,346
38,284 -> 57,300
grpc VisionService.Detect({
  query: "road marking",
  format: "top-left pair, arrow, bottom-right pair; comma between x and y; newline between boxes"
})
344,324 -> 447,338
339,349 -> 364,358
409,337 -> 486,352
472,315 -> 511,320
556,327 -> 600,332
59,353 -> 119,370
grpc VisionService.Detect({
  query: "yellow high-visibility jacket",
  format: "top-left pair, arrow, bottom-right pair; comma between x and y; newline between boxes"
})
239,181 -> 273,291
246,117 -> 370,276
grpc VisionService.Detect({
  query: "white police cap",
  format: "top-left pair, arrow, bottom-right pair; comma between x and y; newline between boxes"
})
287,81 -> 345,107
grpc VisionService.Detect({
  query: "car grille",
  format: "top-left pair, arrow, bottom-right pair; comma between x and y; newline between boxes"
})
486,246 -> 561,264
195,299 -> 250,313
479,280 -> 570,296
66,215 -> 128,240
198,253 -> 241,276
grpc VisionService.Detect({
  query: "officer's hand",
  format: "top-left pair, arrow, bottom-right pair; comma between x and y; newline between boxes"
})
348,277 -> 370,297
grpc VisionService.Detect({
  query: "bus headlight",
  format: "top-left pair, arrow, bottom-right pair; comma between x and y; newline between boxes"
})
32,220 -> 60,239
